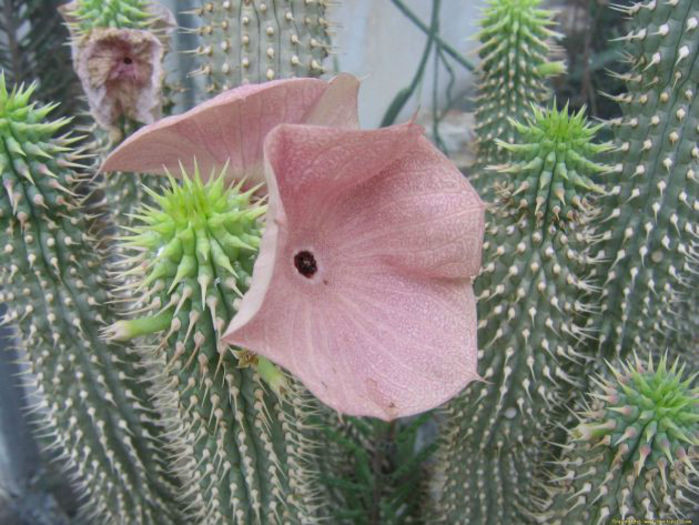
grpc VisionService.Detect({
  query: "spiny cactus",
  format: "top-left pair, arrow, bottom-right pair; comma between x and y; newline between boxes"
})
539,353 -> 698,523
5,0 -> 698,520
189,0 -> 331,94
470,0 -> 565,195
427,105 -> 610,523
108,170 -> 330,523
593,0 -> 698,359
0,78 -> 185,523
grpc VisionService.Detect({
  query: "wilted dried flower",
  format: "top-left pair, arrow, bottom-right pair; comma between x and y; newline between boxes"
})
74,27 -> 164,130
59,0 -> 174,132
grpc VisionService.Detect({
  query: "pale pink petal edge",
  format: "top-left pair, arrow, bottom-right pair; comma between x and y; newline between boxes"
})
100,74 -> 361,175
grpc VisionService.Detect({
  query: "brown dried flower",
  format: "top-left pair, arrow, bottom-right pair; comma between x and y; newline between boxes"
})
74,27 -> 164,130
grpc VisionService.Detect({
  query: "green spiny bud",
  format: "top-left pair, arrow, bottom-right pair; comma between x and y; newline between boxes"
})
113,169 -> 263,338
66,0 -> 153,32
0,75 -> 80,219
540,353 -> 699,523
495,104 -> 610,221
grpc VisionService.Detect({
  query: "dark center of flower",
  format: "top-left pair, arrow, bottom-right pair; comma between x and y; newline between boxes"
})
123,56 -> 133,65
294,251 -> 317,278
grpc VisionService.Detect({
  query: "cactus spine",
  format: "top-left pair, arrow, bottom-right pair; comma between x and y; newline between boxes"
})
427,105 -> 610,523
190,0 -> 331,94
0,78 -> 184,522
470,0 -> 564,195
540,353 -> 698,523
593,0 -> 698,359
109,171 -> 329,523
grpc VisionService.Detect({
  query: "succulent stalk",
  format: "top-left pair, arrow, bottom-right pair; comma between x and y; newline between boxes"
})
592,0 -> 698,360
470,0 -> 565,196
427,105 -> 610,523
189,0 -> 332,95
0,77 -> 184,523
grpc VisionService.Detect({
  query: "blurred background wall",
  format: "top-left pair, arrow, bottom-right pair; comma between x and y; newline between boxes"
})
325,0 -> 481,127
165,0 -> 484,128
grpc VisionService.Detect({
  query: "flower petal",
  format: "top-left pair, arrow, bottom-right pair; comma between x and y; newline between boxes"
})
302,73 -> 360,129
223,124 -> 485,420
101,75 -> 361,187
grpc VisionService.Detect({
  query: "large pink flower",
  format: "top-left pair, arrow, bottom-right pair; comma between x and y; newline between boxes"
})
222,123 -> 485,420
101,74 -> 360,187
101,75 -> 485,420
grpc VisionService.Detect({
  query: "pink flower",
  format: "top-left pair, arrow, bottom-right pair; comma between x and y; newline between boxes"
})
222,123 -> 485,420
101,75 -> 485,420
102,74 -> 360,187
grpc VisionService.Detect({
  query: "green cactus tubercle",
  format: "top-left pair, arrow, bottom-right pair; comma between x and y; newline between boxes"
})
543,354 -> 698,523
496,104 -> 608,220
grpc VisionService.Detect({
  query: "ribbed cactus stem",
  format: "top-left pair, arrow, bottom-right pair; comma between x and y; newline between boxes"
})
593,0 -> 698,359
109,170 -> 329,523
470,0 -> 565,195
0,78 -> 183,522
190,0 -> 331,94
539,353 -> 699,523
427,105 -> 610,523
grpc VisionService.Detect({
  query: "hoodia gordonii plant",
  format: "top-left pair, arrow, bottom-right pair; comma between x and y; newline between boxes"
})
3,0 -> 698,522
426,105 -> 610,524
106,171 -> 330,523
0,78 -> 185,522
190,0 -> 331,94
470,0 -> 565,195
593,0 -> 698,360
539,353 -> 698,523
